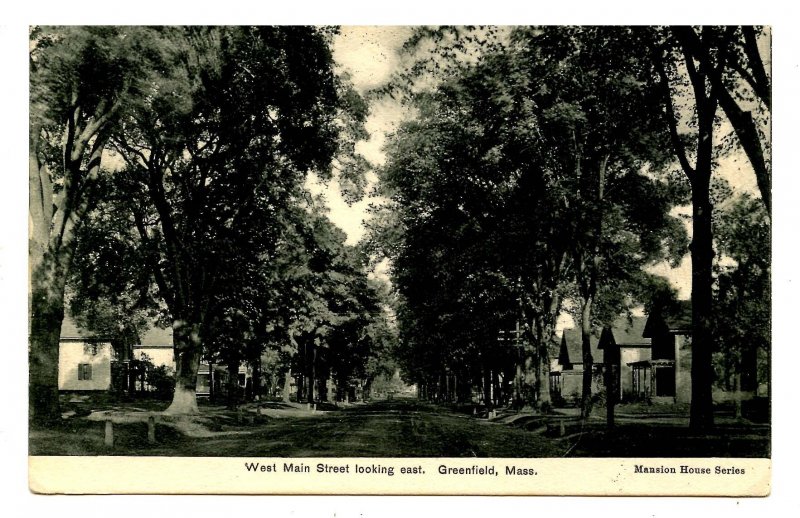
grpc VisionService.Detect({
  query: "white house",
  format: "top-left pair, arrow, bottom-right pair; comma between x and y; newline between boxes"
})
132,323 -> 248,397
58,317 -> 114,391
133,325 -> 175,369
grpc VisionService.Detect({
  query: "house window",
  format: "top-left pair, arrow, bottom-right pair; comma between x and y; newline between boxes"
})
652,334 -> 676,360
549,373 -> 562,396
83,343 -> 100,356
631,365 -> 650,398
654,366 -> 675,397
78,363 -> 93,381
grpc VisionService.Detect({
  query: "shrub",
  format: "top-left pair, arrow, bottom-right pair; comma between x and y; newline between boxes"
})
148,365 -> 176,400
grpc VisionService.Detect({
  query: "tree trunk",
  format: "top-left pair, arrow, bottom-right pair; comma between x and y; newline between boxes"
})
29,284 -> 65,424
226,358 -> 240,410
209,362 -> 216,403
734,372 -> 743,420
28,151 -> 66,424
491,369 -> 500,407
282,368 -> 292,403
326,376 -> 334,402
513,361 -> 523,406
690,176 -> 715,429
538,349 -> 551,407
535,315 -> 552,408
483,368 -> 492,412
605,364 -> 617,429
661,29 -> 719,430
164,321 -> 202,415
29,147 -> 74,423
250,360 -> 261,401
306,342 -> 316,404
603,341 -> 618,429
29,99 -> 113,423
580,294 -> 594,420
533,341 -> 542,405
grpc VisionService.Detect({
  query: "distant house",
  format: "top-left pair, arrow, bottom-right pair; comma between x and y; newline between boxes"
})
550,302 -> 694,406
596,315 -> 652,402
58,317 -> 115,391
132,323 -> 248,397
133,325 -> 175,368
640,300 -> 693,403
58,316 -> 246,397
550,327 -> 604,403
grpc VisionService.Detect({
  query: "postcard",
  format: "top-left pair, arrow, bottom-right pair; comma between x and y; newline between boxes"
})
27,24 -> 771,496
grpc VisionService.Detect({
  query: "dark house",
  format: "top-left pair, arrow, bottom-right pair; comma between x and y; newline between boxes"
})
639,300 -> 693,403
550,303 -> 694,406
550,327 -> 604,402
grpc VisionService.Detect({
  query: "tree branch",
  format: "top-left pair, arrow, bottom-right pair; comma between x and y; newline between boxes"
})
652,44 -> 695,179
678,26 -> 771,211
132,206 -> 176,311
145,154 -> 188,313
741,26 -> 771,109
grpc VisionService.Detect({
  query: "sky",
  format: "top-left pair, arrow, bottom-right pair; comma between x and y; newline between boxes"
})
306,26 -> 412,248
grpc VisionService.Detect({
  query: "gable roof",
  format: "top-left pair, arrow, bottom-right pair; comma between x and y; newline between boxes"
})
643,300 -> 692,337
598,315 -> 650,349
138,324 -> 173,346
60,315 -> 109,341
59,315 -> 174,345
558,327 -> 603,367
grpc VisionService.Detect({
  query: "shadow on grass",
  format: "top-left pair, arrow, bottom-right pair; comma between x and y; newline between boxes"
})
561,422 -> 770,458
30,398 -> 770,458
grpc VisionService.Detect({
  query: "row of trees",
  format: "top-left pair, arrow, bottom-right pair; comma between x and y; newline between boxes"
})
29,26 -> 395,421
371,26 -> 770,428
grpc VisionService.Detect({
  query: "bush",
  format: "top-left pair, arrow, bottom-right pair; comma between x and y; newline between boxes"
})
148,365 -> 176,400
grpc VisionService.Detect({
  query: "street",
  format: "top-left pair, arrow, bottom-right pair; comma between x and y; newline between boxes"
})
29,397 -> 770,458
168,399 -> 566,457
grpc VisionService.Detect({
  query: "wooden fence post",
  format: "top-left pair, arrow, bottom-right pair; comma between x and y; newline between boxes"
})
104,420 -> 114,447
147,416 -> 156,444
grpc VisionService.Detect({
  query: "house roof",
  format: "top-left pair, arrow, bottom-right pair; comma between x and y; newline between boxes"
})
60,315 -> 174,345
60,315 -> 108,341
643,300 -> 692,337
138,324 -> 173,346
598,315 -> 650,349
558,327 -> 603,367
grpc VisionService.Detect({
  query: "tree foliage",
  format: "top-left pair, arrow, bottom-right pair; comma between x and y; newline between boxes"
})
712,194 -> 770,393
374,27 -> 689,413
34,26 -> 385,415
29,27 -> 177,422
652,25 -> 771,428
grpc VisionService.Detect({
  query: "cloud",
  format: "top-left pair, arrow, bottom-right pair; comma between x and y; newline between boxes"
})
334,26 -> 411,93
314,27 -> 412,246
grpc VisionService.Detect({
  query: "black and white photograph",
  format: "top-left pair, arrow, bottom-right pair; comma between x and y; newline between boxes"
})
22,22 -> 775,496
